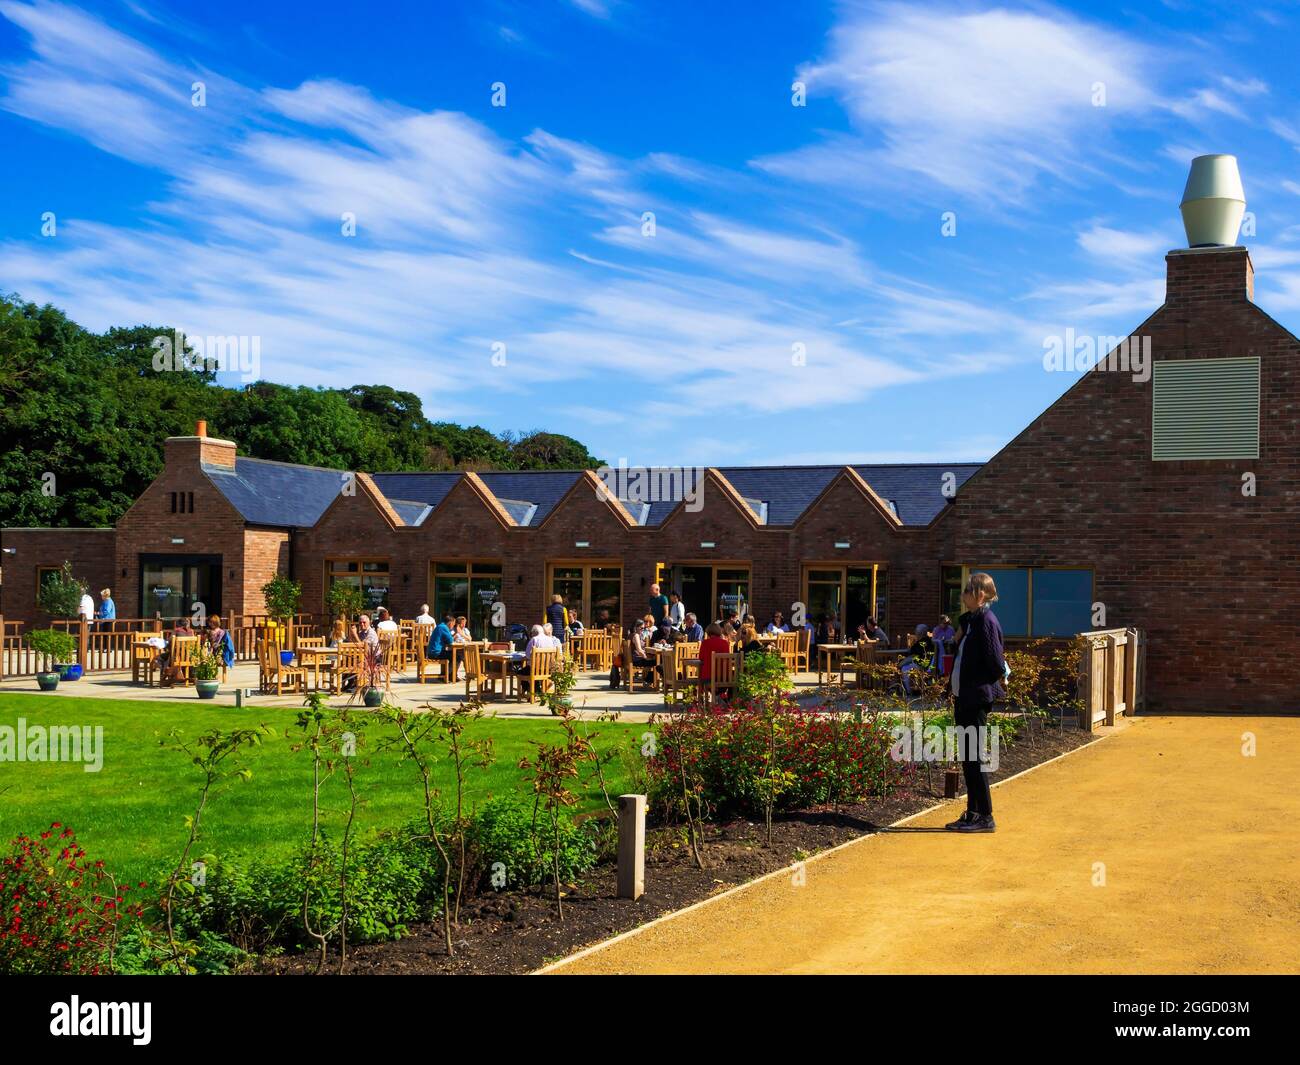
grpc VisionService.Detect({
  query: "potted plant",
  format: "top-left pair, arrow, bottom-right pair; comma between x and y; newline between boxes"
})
192,643 -> 221,699
325,581 -> 365,626
36,561 -> 85,680
261,574 -> 303,666
544,654 -> 578,716
356,640 -> 386,707
27,629 -> 78,691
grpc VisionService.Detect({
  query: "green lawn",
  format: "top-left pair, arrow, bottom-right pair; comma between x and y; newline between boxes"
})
0,694 -> 645,887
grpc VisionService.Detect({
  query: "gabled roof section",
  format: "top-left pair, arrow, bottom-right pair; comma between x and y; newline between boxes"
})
369,472 -> 462,510
852,463 -> 981,525
658,468 -> 762,530
717,466 -> 841,526
477,472 -> 583,525
202,456 -> 349,528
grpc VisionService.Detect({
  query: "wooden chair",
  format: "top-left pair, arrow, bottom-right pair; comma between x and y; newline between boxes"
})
664,643 -> 699,701
323,642 -> 363,694
416,634 -> 450,683
580,632 -> 607,672
775,630 -> 799,672
521,647 -> 560,703
707,651 -> 742,705
161,635 -> 199,687
852,638 -> 879,688
622,639 -> 655,693
259,638 -> 306,695
794,627 -> 811,672
462,643 -> 491,699
132,632 -> 160,685
297,636 -> 325,649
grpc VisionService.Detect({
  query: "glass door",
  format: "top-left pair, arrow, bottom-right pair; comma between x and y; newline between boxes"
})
549,564 -> 622,628
140,555 -> 222,622
432,561 -> 502,640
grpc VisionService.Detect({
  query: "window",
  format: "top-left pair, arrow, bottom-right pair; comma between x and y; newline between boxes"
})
548,563 -> 622,628
957,566 -> 1093,637
1152,357 -> 1259,460
327,558 -> 391,611
431,561 -> 502,638
168,492 -> 195,514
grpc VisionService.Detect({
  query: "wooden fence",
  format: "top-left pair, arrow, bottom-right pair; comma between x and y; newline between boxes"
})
1078,627 -> 1144,731
0,613 -> 325,677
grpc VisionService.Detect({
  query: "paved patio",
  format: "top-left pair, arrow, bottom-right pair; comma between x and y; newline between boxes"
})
0,662 -> 830,723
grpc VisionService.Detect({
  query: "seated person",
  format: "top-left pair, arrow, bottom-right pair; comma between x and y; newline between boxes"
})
765,611 -> 789,634
628,619 -> 656,681
737,623 -> 764,656
864,617 -> 888,647
697,624 -> 734,696
425,613 -> 455,661
682,613 -> 704,642
415,603 -> 435,625
568,616 -> 585,637
452,615 -> 472,643
374,606 -> 399,632
816,614 -> 840,645
327,619 -> 348,647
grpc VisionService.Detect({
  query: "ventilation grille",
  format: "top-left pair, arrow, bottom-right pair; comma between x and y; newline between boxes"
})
1152,357 -> 1259,460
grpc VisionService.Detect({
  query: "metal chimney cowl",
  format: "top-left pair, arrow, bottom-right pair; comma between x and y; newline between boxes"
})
1180,154 -> 1246,248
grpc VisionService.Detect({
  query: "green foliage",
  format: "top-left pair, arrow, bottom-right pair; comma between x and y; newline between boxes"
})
468,797 -> 597,890
36,561 -> 84,619
191,643 -> 221,681
185,832 -> 440,953
25,627 -> 77,663
260,574 -> 302,621
325,581 -> 366,621
0,293 -> 605,529
735,648 -> 791,703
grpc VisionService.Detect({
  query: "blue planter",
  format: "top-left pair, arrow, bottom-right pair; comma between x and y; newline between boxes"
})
280,651 -> 294,666
56,663 -> 83,682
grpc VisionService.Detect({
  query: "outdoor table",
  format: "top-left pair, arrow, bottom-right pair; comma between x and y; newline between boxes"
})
816,642 -> 859,685
295,647 -> 338,691
482,650 -> 524,701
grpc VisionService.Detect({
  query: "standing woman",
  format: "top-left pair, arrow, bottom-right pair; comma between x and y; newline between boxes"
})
946,572 -> 1006,833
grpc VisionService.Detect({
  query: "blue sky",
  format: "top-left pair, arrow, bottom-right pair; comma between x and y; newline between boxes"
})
3,0 -> 1300,468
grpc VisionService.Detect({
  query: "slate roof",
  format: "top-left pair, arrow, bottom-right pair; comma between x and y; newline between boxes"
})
202,457 -> 348,528
718,466 -> 842,526
368,472 -> 461,510
852,463 -> 982,525
208,461 -> 983,529
476,472 -> 582,525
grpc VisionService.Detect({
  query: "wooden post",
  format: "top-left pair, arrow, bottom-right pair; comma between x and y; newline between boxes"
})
0,612 -> 5,680
617,794 -> 646,901
1123,628 -> 1138,718
1103,634 -> 1118,726
78,617 -> 89,670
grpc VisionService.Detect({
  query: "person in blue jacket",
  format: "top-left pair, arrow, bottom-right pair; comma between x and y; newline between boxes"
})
204,615 -> 236,672
426,612 -> 455,661
946,572 -> 1006,834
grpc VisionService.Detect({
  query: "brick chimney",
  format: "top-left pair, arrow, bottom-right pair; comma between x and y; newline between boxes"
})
1165,245 -> 1253,310
164,421 -> 237,470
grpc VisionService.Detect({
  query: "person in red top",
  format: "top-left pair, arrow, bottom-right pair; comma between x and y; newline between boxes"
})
697,623 -> 732,684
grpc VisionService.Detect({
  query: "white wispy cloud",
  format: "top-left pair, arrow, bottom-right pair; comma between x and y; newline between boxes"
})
756,1 -> 1162,203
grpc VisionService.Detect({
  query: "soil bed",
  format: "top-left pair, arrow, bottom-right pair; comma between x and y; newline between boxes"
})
265,716 -> 1095,975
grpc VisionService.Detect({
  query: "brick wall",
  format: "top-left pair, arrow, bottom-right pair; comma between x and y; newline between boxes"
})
930,247 -> 1299,710
0,528 -> 116,626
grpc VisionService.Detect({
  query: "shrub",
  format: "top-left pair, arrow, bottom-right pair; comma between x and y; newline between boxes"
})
735,648 -> 790,703
26,628 -> 77,664
325,581 -> 365,621
176,828 -> 442,954
0,824 -> 146,975
649,700 -> 913,818
467,797 -> 597,891
260,574 -> 303,622
37,561 -> 84,619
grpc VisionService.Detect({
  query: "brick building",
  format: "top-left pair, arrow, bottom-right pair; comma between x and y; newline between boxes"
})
3,244 -> 1296,710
